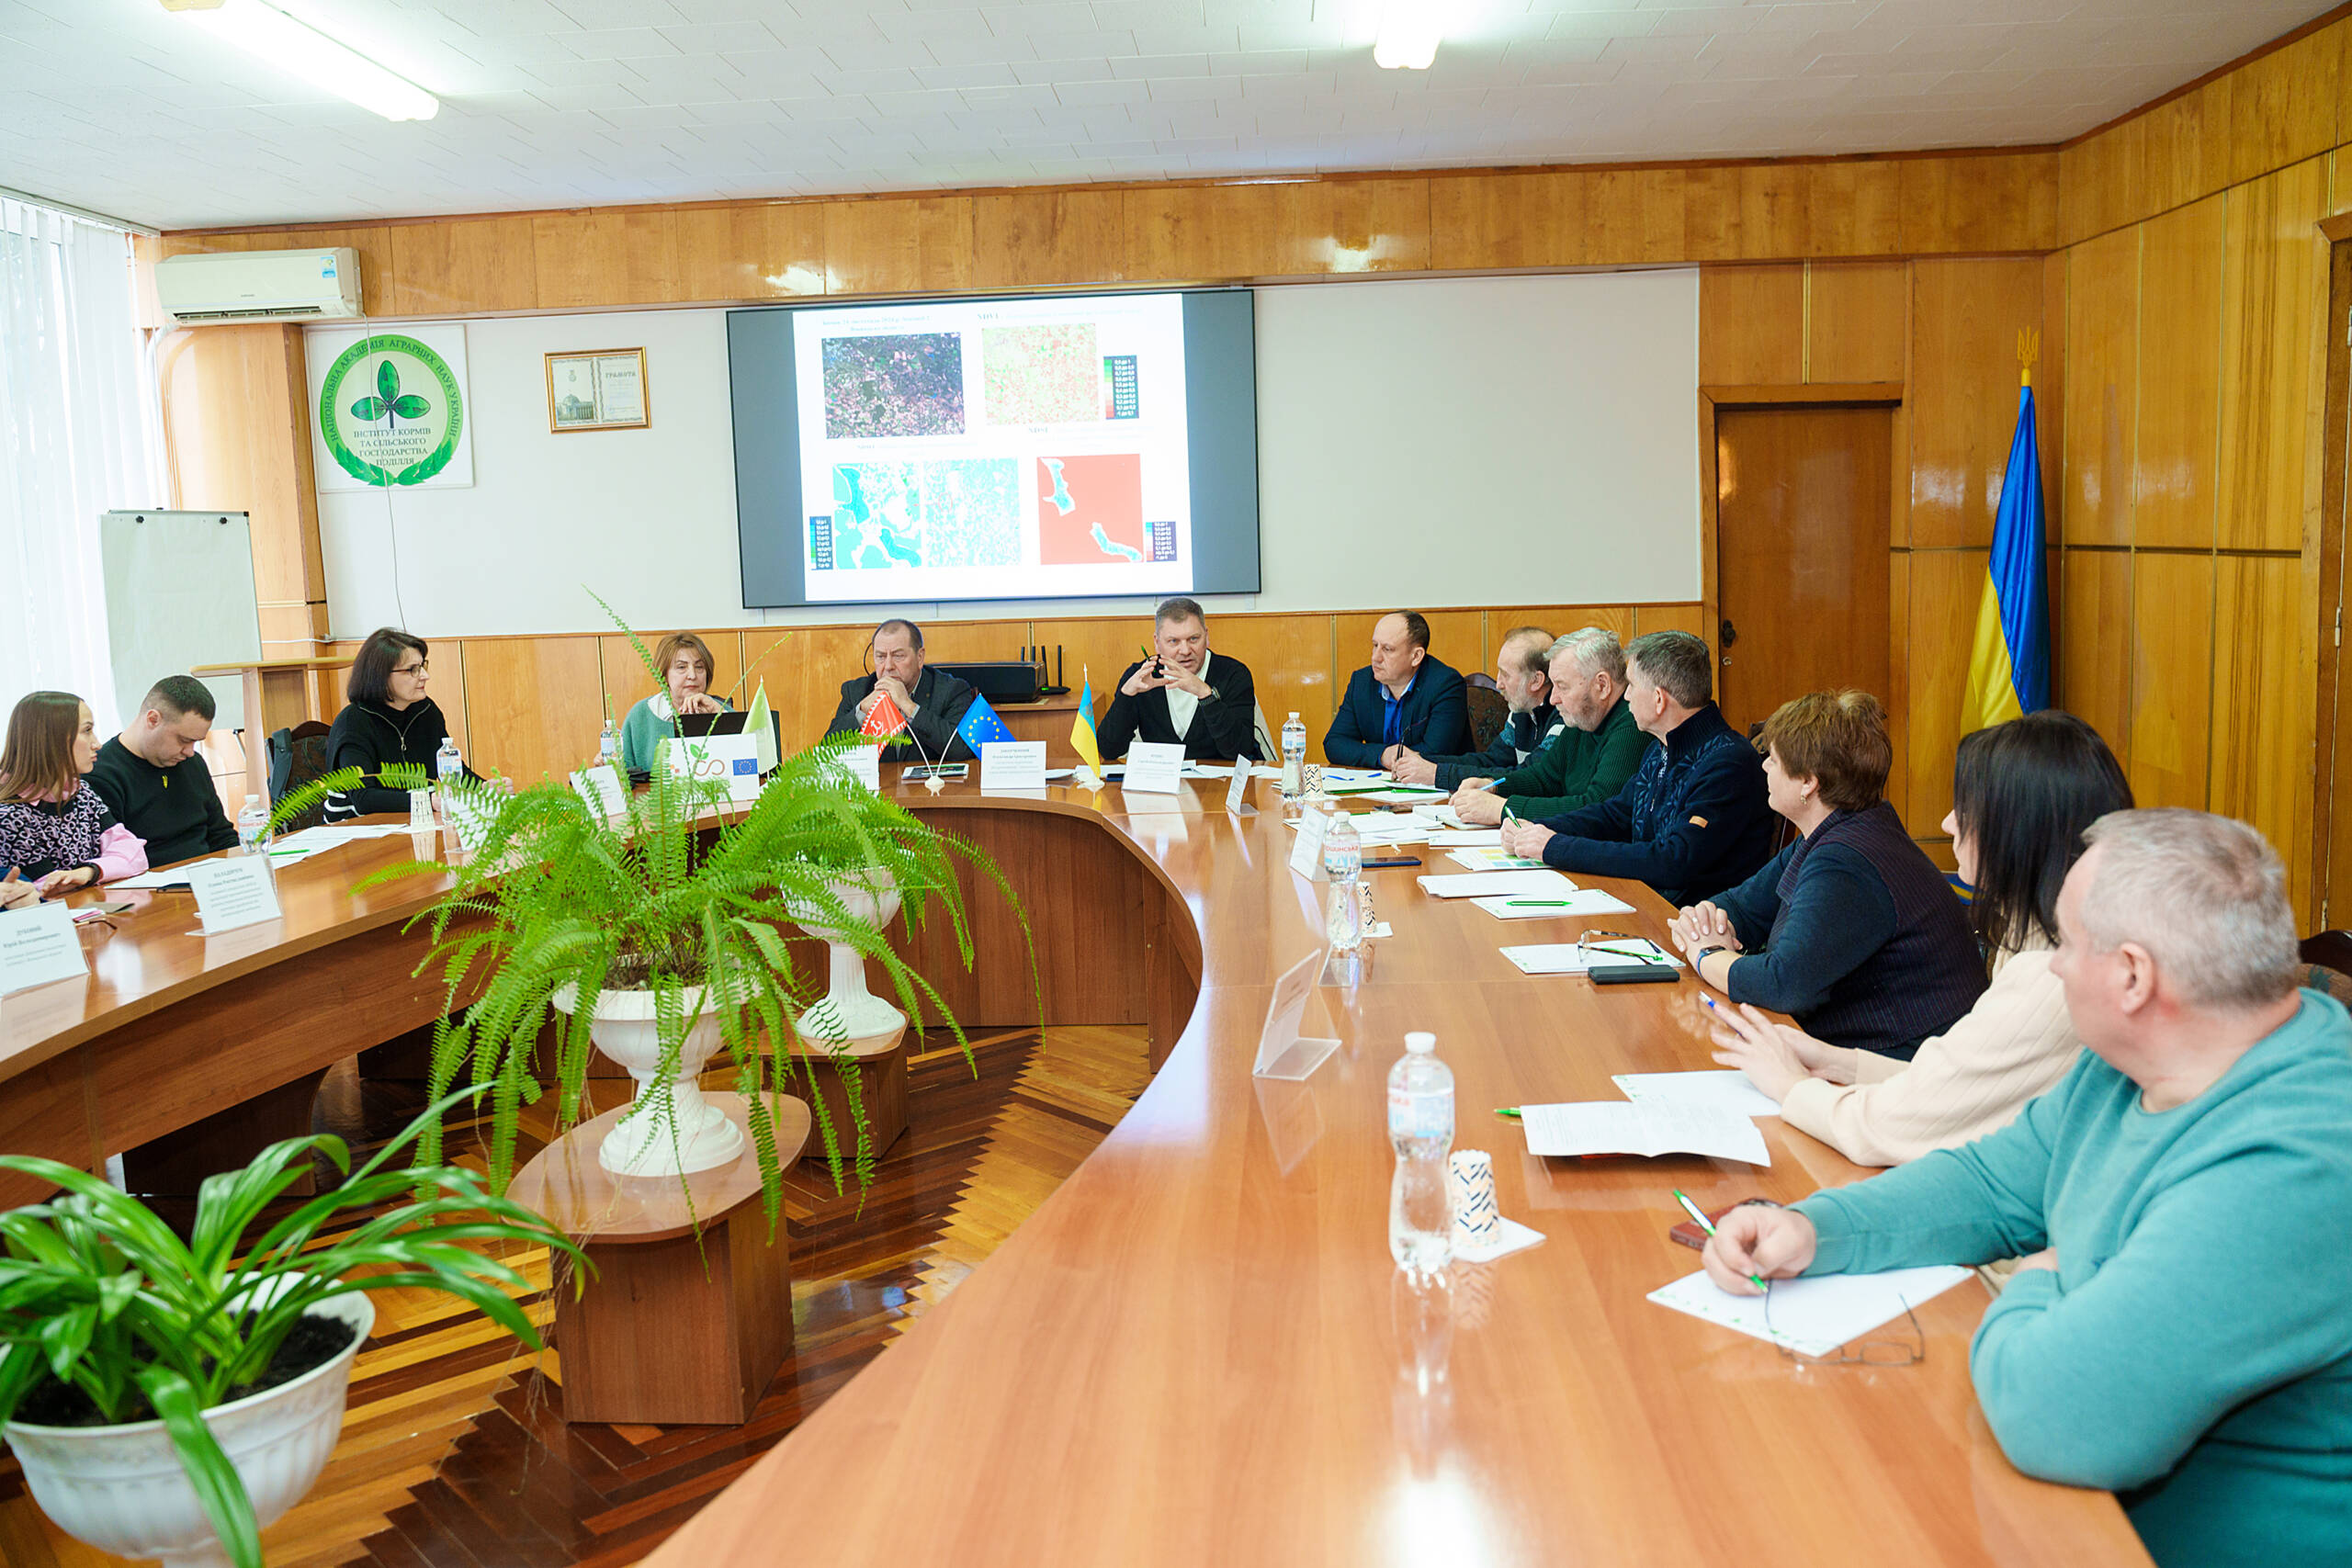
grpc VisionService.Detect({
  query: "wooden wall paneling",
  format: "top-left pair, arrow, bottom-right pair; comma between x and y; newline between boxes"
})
1806,261 -> 1907,384
1584,167 -> 1689,267
917,618 -> 1029,669
532,208 -> 683,310
1899,549 -> 1988,836
2062,228 -> 2142,547
1802,159 -> 1904,259
458,636 -> 605,785
388,217 -> 538,315
1122,182 -> 1280,281
2219,154 -> 2333,552
1026,617 -> 1148,734
1270,177 -> 1430,275
743,624 -> 877,751
1889,397 -> 1912,546
1886,551 -> 1912,829
971,189 -> 1126,290
676,201 -> 829,301
1631,604 -> 1709,638
1427,171 -> 1586,270
1492,605 -> 1636,644
2058,125 -> 2126,249
2040,250 -> 2068,538
1898,152 -> 2059,255
1698,265 -> 1804,385
2132,194 -> 2225,549
1680,165 -> 1806,262
2210,554 -> 2317,921
1190,613 -> 1336,750
1906,258 -> 2049,549
820,196 -> 975,296
2125,551 -> 2215,809
430,640 -> 471,762
2056,548 -> 2133,756
2138,82 -> 2230,219
2228,23 -> 2341,190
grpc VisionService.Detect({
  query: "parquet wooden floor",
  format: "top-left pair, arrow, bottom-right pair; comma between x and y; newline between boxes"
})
0,1022 -> 1148,1568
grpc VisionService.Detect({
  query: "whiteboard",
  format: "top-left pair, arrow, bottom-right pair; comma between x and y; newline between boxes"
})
99,510 -> 262,732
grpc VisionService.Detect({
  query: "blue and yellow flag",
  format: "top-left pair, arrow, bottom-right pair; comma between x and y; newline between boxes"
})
956,691 -> 1015,753
1961,381 -> 2051,731
1070,673 -> 1102,773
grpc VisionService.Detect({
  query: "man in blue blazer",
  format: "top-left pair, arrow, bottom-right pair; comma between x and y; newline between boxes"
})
1323,610 -> 1471,768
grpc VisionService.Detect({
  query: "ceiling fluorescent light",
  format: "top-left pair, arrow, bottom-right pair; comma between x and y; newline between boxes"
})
165,0 -> 439,121
1374,0 -> 1443,71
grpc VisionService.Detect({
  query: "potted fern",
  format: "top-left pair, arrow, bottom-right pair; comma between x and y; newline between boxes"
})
0,1095 -> 585,1568
277,702 -> 1020,1217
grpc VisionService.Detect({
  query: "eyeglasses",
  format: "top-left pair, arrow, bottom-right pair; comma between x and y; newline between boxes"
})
1766,1292 -> 1926,1368
1577,929 -> 1670,966
391,660 -> 430,676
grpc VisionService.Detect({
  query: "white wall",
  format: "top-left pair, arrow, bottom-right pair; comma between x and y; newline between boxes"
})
315,272 -> 1702,638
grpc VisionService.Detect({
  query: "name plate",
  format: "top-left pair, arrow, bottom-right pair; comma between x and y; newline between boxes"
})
1224,761 -> 1252,815
981,740 -> 1047,792
1253,947 -> 1340,1081
0,901 -> 87,996
571,762 -> 627,818
838,744 -> 882,792
187,856 -> 284,935
1122,740 -> 1186,795
1287,807 -> 1332,880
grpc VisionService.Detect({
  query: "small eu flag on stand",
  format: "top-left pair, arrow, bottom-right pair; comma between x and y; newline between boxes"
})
956,692 -> 1015,753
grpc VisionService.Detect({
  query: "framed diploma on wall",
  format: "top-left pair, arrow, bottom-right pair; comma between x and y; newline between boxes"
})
546,348 -> 650,433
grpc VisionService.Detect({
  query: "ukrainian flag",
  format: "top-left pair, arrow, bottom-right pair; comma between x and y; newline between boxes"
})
1070,674 -> 1103,773
1961,380 -> 2052,731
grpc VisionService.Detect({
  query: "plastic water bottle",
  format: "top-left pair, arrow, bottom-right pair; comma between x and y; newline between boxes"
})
1324,809 -> 1363,952
1387,1032 -> 1455,1276
235,794 -> 270,854
1281,711 -> 1306,805
434,738 -> 463,820
598,715 -> 620,768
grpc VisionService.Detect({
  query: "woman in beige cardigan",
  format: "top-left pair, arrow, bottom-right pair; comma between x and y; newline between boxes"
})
1707,709 -> 2132,1167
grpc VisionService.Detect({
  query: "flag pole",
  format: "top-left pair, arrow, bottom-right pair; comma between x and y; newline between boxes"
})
2018,327 -> 2039,389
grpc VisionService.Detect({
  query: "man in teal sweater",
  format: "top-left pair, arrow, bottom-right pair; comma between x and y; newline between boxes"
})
1447,626 -> 1648,825
1703,807 -> 2352,1568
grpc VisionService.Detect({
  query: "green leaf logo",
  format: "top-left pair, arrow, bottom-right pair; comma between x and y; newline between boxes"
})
349,358 -> 431,429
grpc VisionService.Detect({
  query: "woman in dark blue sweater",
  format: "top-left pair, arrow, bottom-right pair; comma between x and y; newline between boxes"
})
1667,690 -> 1984,1061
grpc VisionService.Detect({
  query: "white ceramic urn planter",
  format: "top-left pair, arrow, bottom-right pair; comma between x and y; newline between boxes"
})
552,982 -> 746,1177
782,870 -> 908,1043
3,1291 -> 374,1568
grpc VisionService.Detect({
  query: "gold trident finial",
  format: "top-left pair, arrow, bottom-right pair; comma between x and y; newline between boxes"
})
2018,327 -> 2041,389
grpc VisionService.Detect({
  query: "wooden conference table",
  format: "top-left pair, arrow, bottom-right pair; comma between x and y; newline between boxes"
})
0,772 -> 2147,1566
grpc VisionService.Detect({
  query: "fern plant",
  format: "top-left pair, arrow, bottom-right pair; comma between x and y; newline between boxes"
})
271,688 -> 1025,1225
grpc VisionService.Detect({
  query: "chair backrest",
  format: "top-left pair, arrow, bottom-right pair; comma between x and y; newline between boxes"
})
2300,931 -> 2352,1007
1464,683 -> 1510,754
277,722 -> 337,833
266,728 -> 295,803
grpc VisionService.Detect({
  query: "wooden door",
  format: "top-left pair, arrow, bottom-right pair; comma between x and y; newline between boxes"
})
2312,234 -> 2352,928
1713,405 -> 1894,735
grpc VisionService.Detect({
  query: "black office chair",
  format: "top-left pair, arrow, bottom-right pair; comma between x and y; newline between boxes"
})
1464,681 -> 1509,754
2300,931 -> 2352,1008
268,721 -> 335,832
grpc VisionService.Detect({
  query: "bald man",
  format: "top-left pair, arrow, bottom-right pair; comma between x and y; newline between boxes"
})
1322,610 -> 1469,769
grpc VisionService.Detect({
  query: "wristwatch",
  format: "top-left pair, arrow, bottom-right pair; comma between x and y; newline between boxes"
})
1695,946 -> 1732,965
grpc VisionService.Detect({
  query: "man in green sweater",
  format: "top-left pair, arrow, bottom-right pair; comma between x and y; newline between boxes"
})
1703,808 -> 2352,1568
1446,626 -> 1647,825
87,675 -> 238,867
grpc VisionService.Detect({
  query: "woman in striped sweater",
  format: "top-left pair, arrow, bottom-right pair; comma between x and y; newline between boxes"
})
1708,709 -> 2132,1167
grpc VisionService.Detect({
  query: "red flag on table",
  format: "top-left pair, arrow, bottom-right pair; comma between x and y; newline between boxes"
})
861,689 -> 907,738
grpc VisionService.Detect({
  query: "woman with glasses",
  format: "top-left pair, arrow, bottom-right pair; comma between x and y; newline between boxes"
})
1667,689 -> 1985,1061
322,627 -> 463,823
1707,709 -> 2132,1165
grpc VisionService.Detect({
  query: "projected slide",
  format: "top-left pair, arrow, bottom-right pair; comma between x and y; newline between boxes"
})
789,293 -> 1193,603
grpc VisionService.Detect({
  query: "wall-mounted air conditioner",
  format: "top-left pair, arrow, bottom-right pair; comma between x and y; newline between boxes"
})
155,247 -> 363,323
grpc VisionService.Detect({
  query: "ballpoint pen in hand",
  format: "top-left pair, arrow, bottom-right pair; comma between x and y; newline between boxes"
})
1673,1188 -> 1770,1292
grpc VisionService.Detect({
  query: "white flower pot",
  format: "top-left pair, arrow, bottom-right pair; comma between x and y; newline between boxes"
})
552,982 -> 746,1177
3,1291 -> 374,1568
783,871 -> 908,1042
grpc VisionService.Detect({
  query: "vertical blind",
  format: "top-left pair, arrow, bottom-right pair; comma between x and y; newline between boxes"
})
0,197 -> 163,731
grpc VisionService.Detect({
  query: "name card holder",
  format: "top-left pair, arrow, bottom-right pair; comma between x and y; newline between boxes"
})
981,740 -> 1048,792
1288,807 -> 1332,881
1121,740 -> 1186,795
571,763 -> 627,818
0,901 -> 88,997
1253,947 -> 1340,1081
1224,761 -> 1253,816
187,856 -> 284,935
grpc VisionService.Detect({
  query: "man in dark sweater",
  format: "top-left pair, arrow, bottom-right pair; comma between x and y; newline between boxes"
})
1095,598 -> 1261,761
825,617 -> 981,763
87,675 -> 238,868
1500,629 -> 1774,906
1388,625 -> 1556,788
1447,627 -> 1647,825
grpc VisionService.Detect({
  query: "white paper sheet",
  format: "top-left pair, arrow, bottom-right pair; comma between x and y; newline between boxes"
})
1453,1215 -> 1545,1265
1425,828 -> 1503,846
1498,939 -> 1682,975
1473,890 -> 1638,920
112,868 -> 196,890
1647,1265 -> 1971,1359
1519,1101 -> 1769,1165
1612,1070 -> 1781,1119
1415,869 -> 1579,898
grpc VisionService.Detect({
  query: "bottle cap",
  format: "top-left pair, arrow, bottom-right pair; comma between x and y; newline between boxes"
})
243,794 -> 260,806
1404,1031 -> 1435,1054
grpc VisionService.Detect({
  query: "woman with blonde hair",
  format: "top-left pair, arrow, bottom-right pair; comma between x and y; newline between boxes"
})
618,632 -> 732,777
0,691 -> 149,896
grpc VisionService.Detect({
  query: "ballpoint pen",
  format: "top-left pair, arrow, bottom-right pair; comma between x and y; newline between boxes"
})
1673,1188 -> 1770,1293
1505,898 -> 1572,907
1495,1107 -> 1521,1119
1584,941 -> 1667,964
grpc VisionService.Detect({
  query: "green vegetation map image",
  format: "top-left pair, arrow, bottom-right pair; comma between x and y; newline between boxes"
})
982,322 -> 1101,425
825,458 -> 1022,570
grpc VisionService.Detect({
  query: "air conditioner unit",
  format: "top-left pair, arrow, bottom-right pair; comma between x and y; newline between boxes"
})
155,247 -> 363,323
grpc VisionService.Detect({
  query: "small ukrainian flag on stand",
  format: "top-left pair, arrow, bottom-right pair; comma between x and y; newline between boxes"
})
1069,672 -> 1104,791
1961,330 -> 2052,733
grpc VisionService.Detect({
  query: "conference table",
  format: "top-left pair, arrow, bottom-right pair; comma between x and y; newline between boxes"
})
0,769 -> 2150,1566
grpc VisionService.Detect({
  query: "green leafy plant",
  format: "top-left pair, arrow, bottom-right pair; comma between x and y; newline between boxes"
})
349,358 -> 428,428
269,614 -> 1031,1223
0,1092 -> 587,1568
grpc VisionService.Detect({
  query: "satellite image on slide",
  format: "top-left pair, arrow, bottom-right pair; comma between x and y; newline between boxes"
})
1036,454 -> 1148,566
983,323 -> 1101,425
826,458 -> 1022,570
822,333 -> 966,438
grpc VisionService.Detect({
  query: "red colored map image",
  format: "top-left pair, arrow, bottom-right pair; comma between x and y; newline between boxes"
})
1036,454 -> 1147,566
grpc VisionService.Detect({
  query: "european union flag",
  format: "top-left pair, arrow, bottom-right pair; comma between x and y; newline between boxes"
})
956,691 -> 1015,752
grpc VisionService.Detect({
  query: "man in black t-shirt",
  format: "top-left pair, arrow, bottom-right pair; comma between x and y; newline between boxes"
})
87,675 -> 238,868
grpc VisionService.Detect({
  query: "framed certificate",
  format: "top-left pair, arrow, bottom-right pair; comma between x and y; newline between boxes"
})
546,348 -> 649,433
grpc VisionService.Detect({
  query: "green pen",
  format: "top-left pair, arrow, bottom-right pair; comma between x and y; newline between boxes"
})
1495,1106 -> 1521,1120
1585,941 -> 1667,964
1674,1187 -> 1770,1293
1506,898 -> 1573,908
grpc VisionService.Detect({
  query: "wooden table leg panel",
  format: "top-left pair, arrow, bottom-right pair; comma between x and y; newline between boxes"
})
0,1054 -> 103,1207
555,1216 -> 793,1427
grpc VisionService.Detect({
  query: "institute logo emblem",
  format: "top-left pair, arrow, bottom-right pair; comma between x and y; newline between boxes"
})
318,333 -> 465,487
